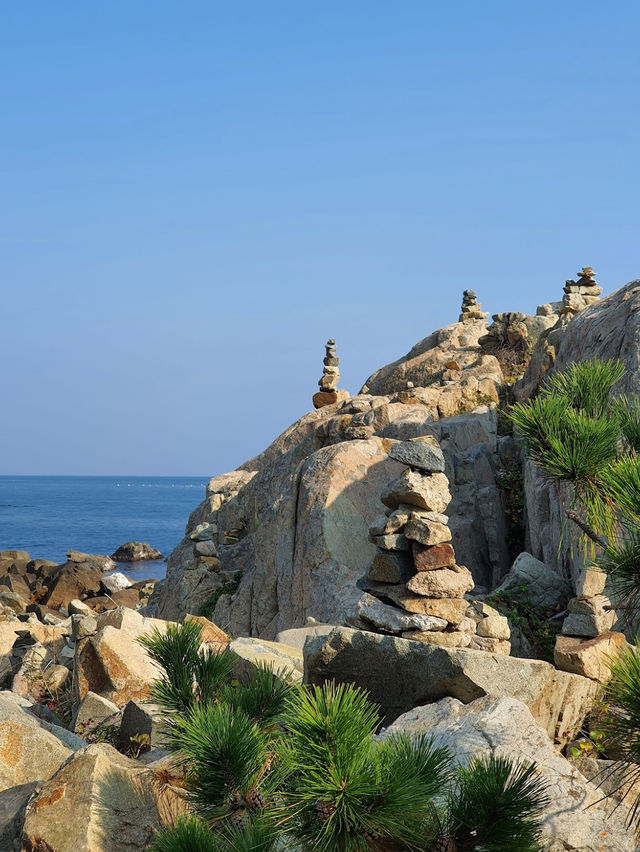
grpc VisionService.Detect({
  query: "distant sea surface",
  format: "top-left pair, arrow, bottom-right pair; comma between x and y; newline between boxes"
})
0,476 -> 208,581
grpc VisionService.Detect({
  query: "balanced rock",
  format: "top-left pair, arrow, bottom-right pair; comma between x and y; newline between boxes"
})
554,632 -> 627,682
382,469 -> 451,512
562,595 -> 616,638
407,564 -> 474,598
412,542 -> 456,571
404,518 -> 452,546
355,593 -> 447,634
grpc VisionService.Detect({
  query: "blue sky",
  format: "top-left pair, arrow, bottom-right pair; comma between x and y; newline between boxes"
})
2,2 -> 639,475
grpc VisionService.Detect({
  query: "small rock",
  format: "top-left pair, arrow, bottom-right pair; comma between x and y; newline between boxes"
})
476,614 -> 510,640
356,593 -> 447,634
388,438 -> 446,473
575,567 -> 607,599
404,518 -> 452,546
369,534 -> 411,551
407,564 -> 474,598
73,691 -> 120,733
368,551 -> 413,584
189,522 -> 216,542
381,469 -> 452,513
412,542 -> 456,571
110,542 -> 163,562
403,630 -> 471,648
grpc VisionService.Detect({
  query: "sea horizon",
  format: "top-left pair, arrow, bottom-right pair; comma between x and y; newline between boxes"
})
0,475 -> 209,579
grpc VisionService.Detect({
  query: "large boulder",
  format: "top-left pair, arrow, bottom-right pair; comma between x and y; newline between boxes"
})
0,692 -> 84,791
72,608 -> 168,706
304,627 -> 596,744
493,551 -> 572,611
21,743 -> 188,852
381,696 -> 636,852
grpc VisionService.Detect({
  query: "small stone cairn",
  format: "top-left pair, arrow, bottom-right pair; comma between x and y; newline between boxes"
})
362,437 -> 511,653
561,267 -> 602,317
554,566 -> 626,682
313,339 -> 346,409
459,289 -> 489,322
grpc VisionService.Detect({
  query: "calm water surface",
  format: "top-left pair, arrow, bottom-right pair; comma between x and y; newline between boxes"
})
0,476 -> 208,580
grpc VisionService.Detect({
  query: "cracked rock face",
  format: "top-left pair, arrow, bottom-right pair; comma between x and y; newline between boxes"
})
379,695 -> 637,852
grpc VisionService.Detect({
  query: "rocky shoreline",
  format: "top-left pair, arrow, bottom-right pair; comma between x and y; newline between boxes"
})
3,274 -> 640,850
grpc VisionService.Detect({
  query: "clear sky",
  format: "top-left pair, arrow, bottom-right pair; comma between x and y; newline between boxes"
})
2,2 -> 639,475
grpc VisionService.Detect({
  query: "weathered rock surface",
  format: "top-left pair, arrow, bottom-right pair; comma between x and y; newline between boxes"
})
493,551 -> 573,611
73,609 -> 167,706
406,564 -> 474,598
0,692 -> 84,790
229,637 -> 304,681
21,743 -> 187,852
110,542 -> 163,562
554,632 -> 627,682
304,627 -> 597,742
380,696 -> 637,852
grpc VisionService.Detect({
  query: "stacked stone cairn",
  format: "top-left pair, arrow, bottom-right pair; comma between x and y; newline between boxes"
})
362,436 -> 511,653
313,338 -> 346,409
561,267 -> 602,317
459,289 -> 489,322
554,566 -> 626,681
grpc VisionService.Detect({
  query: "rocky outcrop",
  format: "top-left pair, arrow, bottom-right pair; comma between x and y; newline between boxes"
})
151,397 -> 510,633
493,551 -> 572,612
381,696 -> 637,851
110,542 -> 163,562
361,317 -> 502,398
304,626 -> 596,744
21,743 -> 187,852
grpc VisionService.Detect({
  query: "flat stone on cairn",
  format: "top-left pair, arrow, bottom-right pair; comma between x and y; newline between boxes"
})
459,289 -> 489,322
561,266 -> 603,317
313,338 -> 349,409
361,436 -> 510,653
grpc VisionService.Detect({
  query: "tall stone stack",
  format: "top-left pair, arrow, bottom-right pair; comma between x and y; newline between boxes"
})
459,289 -> 489,322
363,436 -> 511,653
313,339 -> 348,409
561,267 -> 602,317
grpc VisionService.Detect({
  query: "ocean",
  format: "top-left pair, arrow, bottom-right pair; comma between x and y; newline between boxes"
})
0,476 -> 208,581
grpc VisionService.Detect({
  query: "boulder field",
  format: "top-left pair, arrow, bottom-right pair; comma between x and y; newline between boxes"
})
0,608 -> 636,851
4,275 -> 640,849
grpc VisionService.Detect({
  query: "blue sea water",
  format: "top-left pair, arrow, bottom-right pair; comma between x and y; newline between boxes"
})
0,476 -> 208,580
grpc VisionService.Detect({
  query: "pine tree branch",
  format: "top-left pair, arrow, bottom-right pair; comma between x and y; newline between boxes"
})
565,509 -> 609,549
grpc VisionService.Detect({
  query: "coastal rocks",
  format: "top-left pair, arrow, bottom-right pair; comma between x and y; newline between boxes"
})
110,542 -> 163,562
100,572 -> 133,594
304,626 -> 596,743
458,289 -> 488,322
312,338 -> 349,409
73,608 -> 167,706
380,696 -> 637,852
0,691 -> 84,790
21,743 -> 187,852
40,561 -> 103,610
229,637 -> 304,681
66,550 -> 117,573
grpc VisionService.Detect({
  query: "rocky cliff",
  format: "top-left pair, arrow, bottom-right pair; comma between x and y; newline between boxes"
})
150,276 -> 640,638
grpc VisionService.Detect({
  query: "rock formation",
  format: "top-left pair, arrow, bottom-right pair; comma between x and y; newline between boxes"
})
360,436 -> 510,652
312,338 -> 348,409
458,289 -> 488,322
561,266 -> 602,317
110,542 -> 163,562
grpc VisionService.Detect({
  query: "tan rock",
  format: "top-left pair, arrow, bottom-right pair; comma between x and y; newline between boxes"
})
386,591 -> 469,625
412,542 -> 456,570
229,637 -> 304,682
476,614 -> 510,640
382,469 -> 452,513
184,614 -> 229,648
21,743 -> 188,852
466,601 -> 500,621
404,518 -> 452,546
575,568 -> 607,599
562,595 -> 616,637
407,564 -> 474,598
469,636 -> 511,654
403,630 -> 471,648
554,632 -> 627,682
0,692 -> 84,790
